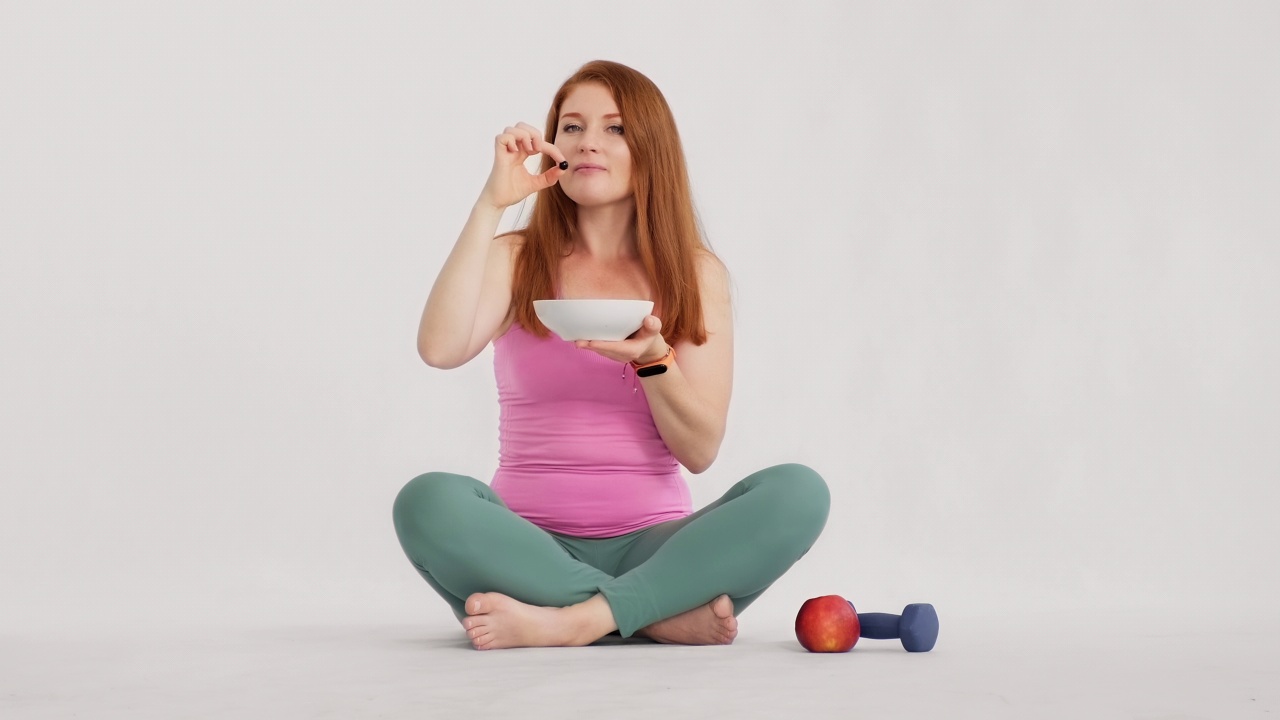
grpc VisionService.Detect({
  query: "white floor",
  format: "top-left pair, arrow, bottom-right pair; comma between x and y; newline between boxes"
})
2,610 -> 1276,719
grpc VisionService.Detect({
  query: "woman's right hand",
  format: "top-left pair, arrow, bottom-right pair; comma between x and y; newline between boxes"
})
478,122 -> 567,210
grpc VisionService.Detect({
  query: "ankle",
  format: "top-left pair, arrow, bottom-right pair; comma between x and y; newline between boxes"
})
566,595 -> 617,644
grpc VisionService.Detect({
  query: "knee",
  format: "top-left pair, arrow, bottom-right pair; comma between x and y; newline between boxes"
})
785,463 -> 831,519
391,471 -> 473,534
759,463 -> 831,534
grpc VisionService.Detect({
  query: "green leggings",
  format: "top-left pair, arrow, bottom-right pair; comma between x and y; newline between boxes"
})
391,463 -> 830,638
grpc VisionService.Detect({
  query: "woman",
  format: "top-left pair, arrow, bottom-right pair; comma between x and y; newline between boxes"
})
393,60 -> 830,650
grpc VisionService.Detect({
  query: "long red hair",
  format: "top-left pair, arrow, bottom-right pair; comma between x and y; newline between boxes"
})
505,60 -> 715,346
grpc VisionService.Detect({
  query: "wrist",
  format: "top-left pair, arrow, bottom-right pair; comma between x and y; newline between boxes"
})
632,340 -> 680,376
634,342 -> 670,366
472,196 -> 507,217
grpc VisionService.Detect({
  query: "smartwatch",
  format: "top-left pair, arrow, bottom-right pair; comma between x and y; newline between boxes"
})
631,346 -> 676,378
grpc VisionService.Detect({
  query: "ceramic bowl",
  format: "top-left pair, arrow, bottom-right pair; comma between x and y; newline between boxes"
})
532,299 -> 654,341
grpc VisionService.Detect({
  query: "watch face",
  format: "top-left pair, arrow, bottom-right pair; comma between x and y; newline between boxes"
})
636,363 -> 669,378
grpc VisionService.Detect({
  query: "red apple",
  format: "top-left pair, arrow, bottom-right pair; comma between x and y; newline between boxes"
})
795,595 -> 861,653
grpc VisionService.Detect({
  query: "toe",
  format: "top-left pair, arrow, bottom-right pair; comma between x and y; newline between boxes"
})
720,615 -> 738,644
710,595 -> 735,619
466,592 -> 492,615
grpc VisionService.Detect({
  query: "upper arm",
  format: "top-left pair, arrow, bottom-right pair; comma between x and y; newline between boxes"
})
447,233 -> 520,369
671,252 -> 734,437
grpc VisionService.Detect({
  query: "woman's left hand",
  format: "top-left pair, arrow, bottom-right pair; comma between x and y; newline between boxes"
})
575,315 -> 669,364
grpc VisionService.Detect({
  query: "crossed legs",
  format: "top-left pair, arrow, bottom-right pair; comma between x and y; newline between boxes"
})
392,464 -> 829,649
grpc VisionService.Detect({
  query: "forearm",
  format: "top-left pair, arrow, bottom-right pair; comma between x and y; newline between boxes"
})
639,363 -> 726,474
571,254 -> 734,472
417,201 -> 505,365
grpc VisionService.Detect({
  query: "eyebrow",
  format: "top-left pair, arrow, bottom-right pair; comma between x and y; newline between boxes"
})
560,112 -> 622,120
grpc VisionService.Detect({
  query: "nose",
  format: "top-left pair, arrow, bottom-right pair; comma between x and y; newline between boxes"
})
576,128 -> 604,153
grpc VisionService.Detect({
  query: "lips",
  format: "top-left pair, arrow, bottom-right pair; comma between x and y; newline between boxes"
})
574,164 -> 605,172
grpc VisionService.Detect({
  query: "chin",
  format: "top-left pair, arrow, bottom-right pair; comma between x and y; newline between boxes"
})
563,188 -> 632,209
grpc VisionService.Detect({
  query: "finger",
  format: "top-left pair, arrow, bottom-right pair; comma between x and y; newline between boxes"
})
584,341 -> 638,362
512,124 -> 537,154
504,125 -> 534,154
534,162 -> 565,189
497,131 -> 529,160
626,316 -> 661,339
581,339 -> 627,349
533,135 -> 566,166
514,121 -> 543,152
576,340 -> 615,358
512,122 -> 562,164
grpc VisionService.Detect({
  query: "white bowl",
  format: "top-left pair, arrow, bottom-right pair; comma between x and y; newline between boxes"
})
533,299 -> 654,341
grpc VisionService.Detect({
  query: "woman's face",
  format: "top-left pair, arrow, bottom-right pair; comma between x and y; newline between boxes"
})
554,82 -> 633,208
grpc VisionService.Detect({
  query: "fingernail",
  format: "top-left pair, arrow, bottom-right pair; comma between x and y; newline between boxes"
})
559,161 -> 568,170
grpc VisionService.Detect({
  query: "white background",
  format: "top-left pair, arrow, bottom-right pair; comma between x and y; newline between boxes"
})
2,1 -> 1277,636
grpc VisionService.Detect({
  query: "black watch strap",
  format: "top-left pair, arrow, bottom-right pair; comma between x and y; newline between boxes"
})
635,363 -> 669,378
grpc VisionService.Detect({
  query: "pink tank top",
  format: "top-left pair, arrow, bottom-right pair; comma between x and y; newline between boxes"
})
489,321 -> 692,538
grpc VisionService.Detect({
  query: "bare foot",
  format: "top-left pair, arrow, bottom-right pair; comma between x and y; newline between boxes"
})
461,592 -> 602,651
636,594 -> 738,645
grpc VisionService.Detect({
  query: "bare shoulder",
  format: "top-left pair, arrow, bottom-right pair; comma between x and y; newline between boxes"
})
695,249 -> 732,302
685,249 -> 732,347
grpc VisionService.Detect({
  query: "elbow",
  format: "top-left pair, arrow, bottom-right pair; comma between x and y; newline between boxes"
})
417,341 -> 441,368
684,459 -> 714,475
681,426 -> 726,475
681,444 -> 722,475
417,341 -> 460,370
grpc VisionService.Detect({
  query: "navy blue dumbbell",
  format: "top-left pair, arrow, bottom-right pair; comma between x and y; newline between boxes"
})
847,602 -> 939,652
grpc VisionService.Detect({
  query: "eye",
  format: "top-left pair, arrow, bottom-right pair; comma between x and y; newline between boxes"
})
608,125 -> 625,135
562,123 -> 582,133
